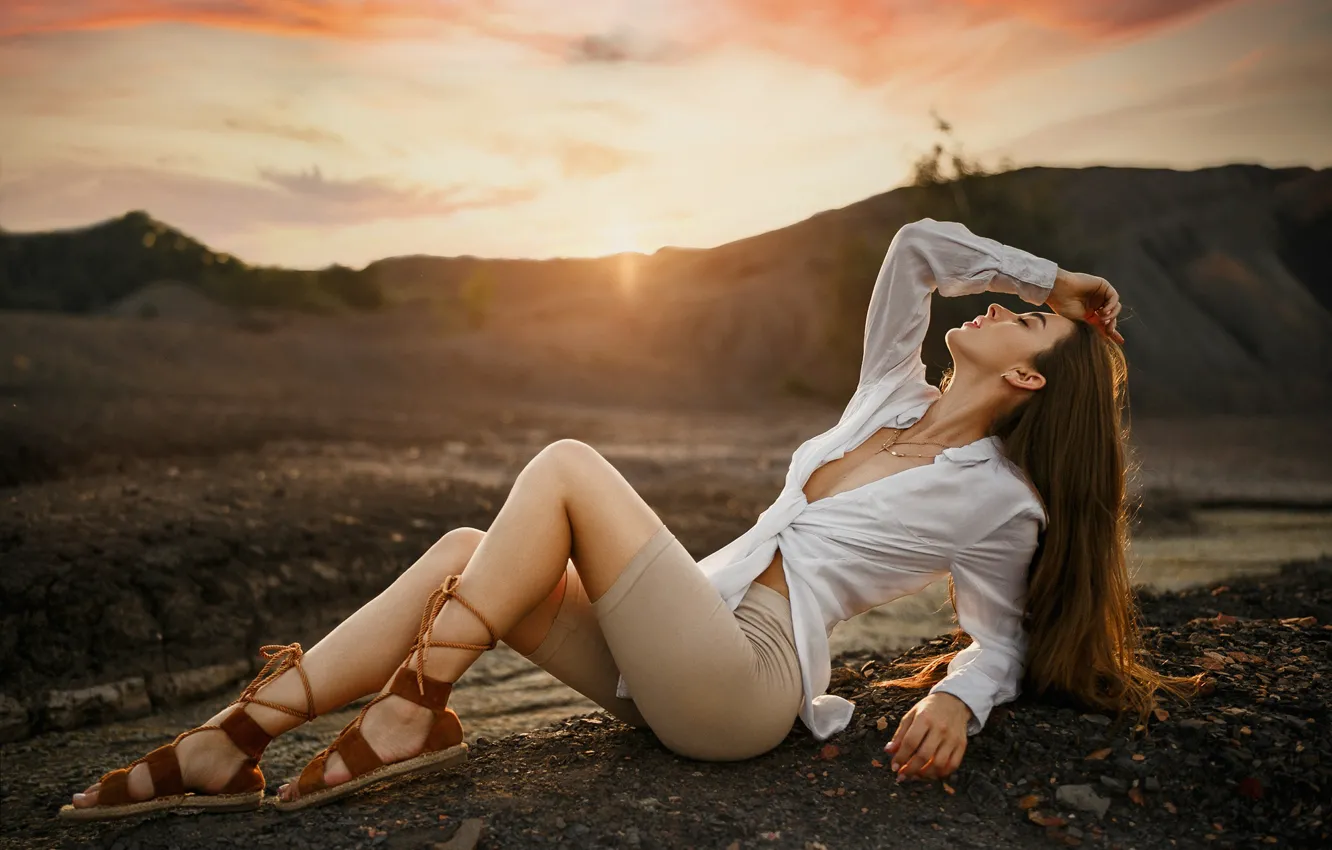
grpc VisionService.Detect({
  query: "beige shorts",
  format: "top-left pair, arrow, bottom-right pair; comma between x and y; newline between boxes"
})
524,523 -> 803,761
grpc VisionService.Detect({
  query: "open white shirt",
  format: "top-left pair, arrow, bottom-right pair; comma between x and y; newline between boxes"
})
615,218 -> 1057,740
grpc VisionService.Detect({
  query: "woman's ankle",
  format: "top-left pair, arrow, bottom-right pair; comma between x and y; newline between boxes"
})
242,701 -> 309,738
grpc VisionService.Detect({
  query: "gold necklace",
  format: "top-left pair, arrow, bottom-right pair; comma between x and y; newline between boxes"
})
876,427 -> 953,458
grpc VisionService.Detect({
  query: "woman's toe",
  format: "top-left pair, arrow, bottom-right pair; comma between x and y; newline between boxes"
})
72,784 -> 101,808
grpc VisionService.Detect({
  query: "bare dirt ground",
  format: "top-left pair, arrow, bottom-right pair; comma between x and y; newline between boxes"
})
3,561 -> 1329,850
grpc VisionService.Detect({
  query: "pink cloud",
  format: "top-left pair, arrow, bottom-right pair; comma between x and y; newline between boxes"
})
0,0 -> 1244,85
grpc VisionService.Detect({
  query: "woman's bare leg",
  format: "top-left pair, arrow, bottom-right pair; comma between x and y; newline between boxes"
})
279,439 -> 665,798
71,520 -> 571,808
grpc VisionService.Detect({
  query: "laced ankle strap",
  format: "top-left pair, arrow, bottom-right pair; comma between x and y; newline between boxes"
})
411,574 -> 499,696
233,642 -> 317,722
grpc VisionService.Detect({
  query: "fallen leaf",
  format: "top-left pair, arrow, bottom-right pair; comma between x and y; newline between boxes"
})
876,716 -> 888,732
1164,801 -> 1178,815
822,789 -> 838,798
1131,754 -> 1146,762
1019,794 -> 1042,810
942,782 -> 955,795
1210,585 -> 1230,596
1279,616 -> 1317,627
1027,810 -> 1067,828
1214,613 -> 1237,625
871,759 -> 883,768
819,744 -> 841,760
1153,708 -> 1170,722
1128,788 -> 1145,806
1084,748 -> 1112,761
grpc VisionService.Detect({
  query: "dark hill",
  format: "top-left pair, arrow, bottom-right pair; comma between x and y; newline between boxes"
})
0,211 -> 381,313
3,164 -> 1329,417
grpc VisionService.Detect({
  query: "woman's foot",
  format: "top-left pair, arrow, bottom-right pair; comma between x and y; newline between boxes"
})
69,705 -> 270,808
65,643 -> 317,815
276,688 -> 435,801
276,575 -> 497,808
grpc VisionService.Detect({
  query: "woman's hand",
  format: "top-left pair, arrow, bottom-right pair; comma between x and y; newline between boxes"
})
884,692 -> 971,783
1047,269 -> 1124,344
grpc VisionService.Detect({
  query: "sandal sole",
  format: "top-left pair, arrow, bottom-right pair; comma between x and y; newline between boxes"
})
270,743 -> 468,812
57,791 -> 263,822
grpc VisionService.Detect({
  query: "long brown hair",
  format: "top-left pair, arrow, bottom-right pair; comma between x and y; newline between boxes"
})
878,319 -> 1205,722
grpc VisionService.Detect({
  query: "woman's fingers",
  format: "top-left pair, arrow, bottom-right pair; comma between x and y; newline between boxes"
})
890,716 -> 927,776
886,708 -> 917,761
896,726 -> 943,782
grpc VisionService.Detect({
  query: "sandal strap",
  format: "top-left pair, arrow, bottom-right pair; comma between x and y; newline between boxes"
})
389,667 -> 452,710
295,690 -> 396,796
219,705 -> 274,760
410,574 -> 499,697
332,724 -> 384,777
234,643 -> 318,722
143,744 -> 185,797
219,760 -> 264,795
97,768 -> 132,807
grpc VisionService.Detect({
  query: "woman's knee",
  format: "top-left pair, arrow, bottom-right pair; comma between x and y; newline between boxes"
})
533,439 -> 601,476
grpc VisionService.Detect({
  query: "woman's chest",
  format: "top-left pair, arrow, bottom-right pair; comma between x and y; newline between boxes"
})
800,427 -> 937,505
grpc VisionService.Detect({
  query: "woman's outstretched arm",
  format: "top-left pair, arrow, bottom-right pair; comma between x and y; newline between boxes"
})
885,508 -> 1042,782
857,218 -> 1059,390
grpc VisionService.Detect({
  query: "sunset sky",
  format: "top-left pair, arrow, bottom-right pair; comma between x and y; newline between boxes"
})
2,0 -> 1329,268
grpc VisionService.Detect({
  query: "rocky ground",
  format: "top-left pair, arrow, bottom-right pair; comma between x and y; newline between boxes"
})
0,559 -> 1326,850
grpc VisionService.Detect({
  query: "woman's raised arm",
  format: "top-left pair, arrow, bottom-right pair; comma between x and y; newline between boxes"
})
857,218 -> 1059,389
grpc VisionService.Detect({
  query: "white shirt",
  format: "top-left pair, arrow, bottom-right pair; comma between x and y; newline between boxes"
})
615,218 -> 1058,741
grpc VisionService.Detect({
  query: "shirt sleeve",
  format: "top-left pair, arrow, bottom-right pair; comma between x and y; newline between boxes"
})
858,218 -> 1060,390
927,510 -> 1041,736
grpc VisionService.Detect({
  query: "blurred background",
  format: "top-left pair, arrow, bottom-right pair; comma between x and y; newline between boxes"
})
1,0 -> 1329,744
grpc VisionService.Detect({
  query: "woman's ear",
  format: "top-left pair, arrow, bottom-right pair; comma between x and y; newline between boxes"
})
1001,367 -> 1046,392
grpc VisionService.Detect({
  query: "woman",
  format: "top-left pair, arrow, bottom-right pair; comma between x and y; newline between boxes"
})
62,217 -> 1187,820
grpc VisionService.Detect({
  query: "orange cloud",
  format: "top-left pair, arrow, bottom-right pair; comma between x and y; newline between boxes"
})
0,0 -> 538,42
0,0 -> 1243,85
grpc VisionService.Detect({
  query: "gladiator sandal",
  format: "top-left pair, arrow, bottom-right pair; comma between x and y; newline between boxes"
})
273,574 -> 499,812
58,643 -> 317,822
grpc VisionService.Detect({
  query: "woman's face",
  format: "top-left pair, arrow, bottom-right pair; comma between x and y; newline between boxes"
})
944,303 -> 1077,381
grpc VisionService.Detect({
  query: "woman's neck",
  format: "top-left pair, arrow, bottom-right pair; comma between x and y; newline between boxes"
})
903,381 -> 998,448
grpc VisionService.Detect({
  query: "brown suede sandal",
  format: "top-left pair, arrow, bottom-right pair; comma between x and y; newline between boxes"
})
58,643 -> 317,822
272,574 -> 499,812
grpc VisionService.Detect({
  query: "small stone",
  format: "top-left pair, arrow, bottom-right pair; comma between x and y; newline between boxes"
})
1099,776 -> 1128,792
624,826 -> 641,846
1067,827 -> 1085,839
955,812 -> 981,824
1144,777 -> 1161,792
1056,784 -> 1111,818
554,817 -> 566,829
1081,714 -> 1112,726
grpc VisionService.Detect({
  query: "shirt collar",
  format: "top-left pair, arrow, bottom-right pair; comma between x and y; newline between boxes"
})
939,435 -> 1003,465
888,397 -> 1003,467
